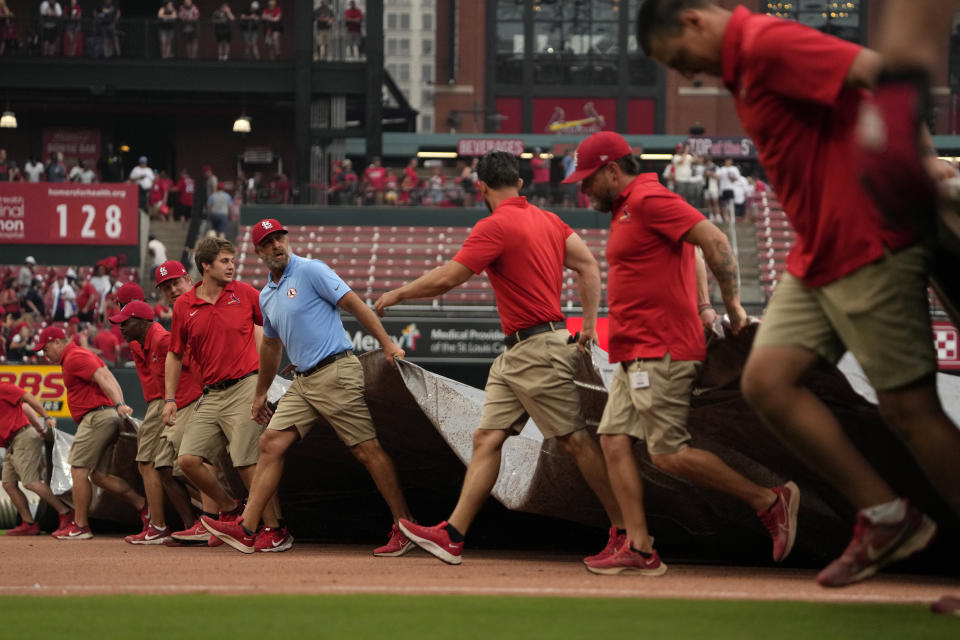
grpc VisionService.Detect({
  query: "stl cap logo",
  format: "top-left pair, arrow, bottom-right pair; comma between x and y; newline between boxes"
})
599,154 -> 608,162
159,266 -> 168,277
261,221 -> 273,230
286,287 -> 297,299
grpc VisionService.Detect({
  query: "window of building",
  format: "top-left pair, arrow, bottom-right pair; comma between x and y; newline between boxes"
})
386,39 -> 397,56
422,64 -> 433,82
386,64 -> 397,77
497,0 -> 524,20
400,14 -> 410,30
399,64 -> 410,82
765,1 -> 863,43
422,39 -> 433,55
387,13 -> 398,30
422,13 -> 434,30
421,89 -> 433,106
420,114 -> 433,132
399,39 -> 411,56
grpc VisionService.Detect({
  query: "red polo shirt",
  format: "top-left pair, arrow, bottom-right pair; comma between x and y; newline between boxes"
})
60,343 -> 113,423
454,196 -> 569,335
0,382 -> 29,447
721,7 -> 918,287
170,280 -> 262,386
143,322 -> 204,407
607,175 -> 706,363
130,339 -> 161,402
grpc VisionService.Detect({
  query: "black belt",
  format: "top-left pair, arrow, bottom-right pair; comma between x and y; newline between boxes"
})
295,350 -> 353,377
503,321 -> 563,348
7,423 -> 29,441
79,405 -> 116,422
204,371 -> 257,393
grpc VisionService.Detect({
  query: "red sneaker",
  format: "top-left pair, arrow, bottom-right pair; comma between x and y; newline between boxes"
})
398,519 -> 463,565
137,504 -> 150,532
208,535 -> 224,547
201,515 -> 256,554
55,521 -> 93,540
857,69 -> 938,227
373,523 -> 415,557
171,520 -> 210,544
125,524 -> 172,545
585,543 -> 668,576
817,503 -> 937,587
931,595 -> 960,616
254,526 -> 294,553
6,521 -> 40,536
51,510 -> 74,538
583,526 -> 626,565
757,481 -> 800,562
219,501 -> 244,522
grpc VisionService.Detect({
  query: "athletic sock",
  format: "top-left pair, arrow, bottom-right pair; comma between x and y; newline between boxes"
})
444,522 -> 464,542
630,544 -> 653,559
862,498 -> 907,525
241,524 -> 256,536
616,528 -> 627,536
763,493 -> 780,513
202,511 -> 218,520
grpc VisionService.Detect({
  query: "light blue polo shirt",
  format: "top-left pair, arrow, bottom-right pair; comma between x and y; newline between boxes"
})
259,253 -> 353,371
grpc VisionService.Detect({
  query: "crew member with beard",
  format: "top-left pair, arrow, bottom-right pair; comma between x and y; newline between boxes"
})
565,131 -> 800,576
203,219 -> 416,555
162,238 -> 284,549
373,151 -> 626,566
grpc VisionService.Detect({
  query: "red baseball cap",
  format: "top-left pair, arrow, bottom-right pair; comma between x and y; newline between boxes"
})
36,326 -> 66,351
108,300 -> 154,325
562,131 -> 634,184
155,260 -> 188,286
202,164 -> 212,172
252,219 -> 288,247
117,282 -> 144,306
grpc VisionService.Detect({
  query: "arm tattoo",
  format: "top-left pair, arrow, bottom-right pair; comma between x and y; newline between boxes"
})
708,237 -> 740,302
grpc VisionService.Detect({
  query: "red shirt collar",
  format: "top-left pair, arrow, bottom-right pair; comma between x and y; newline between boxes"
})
59,341 -> 78,364
721,5 -> 751,92
493,196 -> 529,213
186,280 -> 238,307
614,174 -> 659,211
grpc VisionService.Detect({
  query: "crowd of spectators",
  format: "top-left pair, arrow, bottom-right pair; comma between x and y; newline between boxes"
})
328,156 -> 484,208
0,255 -> 158,366
0,1 -> 365,61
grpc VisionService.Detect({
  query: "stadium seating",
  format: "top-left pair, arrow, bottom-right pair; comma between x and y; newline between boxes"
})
236,224 -> 609,309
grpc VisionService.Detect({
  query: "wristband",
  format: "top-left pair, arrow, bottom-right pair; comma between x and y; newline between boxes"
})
698,304 -> 715,313
114,402 -> 126,410
164,398 -> 177,404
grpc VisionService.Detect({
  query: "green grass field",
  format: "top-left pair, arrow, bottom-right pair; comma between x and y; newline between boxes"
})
0,594 -> 956,639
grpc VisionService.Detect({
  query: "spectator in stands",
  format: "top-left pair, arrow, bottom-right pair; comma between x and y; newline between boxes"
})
6,324 -> 34,362
74,274 -> 98,323
404,157 -> 418,188
202,164 -> 217,197
272,172 -> 291,203
262,0 -> 281,59
362,156 -> 387,205
716,158 -> 742,223
530,147 -> 550,207
398,169 -> 415,206
702,157 -> 721,222
458,159 -> 475,207
314,0 -> 333,61
39,0 -> 61,57
17,257 -> 36,289
158,1 -> 177,59
206,182 -> 232,236
23,156 -> 43,183
91,325 -> 119,364
560,148 -> 578,207
384,168 -> 399,205
427,166 -> 445,205
179,0 -> 199,59
239,1 -> 259,60
148,169 -> 173,219
89,264 -> 111,320
50,271 -> 77,322
1,279 -> 19,316
45,152 -> 67,183
129,156 -> 155,213
0,1 -> 15,57
68,159 -> 95,183
5,161 -> 23,182
331,158 -> 358,205
672,143 -> 696,205
63,0 -> 81,57
690,154 -> 705,208
96,0 -> 120,58
154,296 -> 172,329
21,276 -> 44,317
21,275 -> 47,318
70,320 -> 93,350
732,174 -> 748,220
0,149 -> 7,182
212,3 -> 234,61
344,0 -> 363,60
148,233 -> 167,269
97,144 -> 123,182
171,167 -> 195,223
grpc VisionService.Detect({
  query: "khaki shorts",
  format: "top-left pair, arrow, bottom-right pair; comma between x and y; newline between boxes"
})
755,244 -> 936,391
597,354 -> 700,455
154,404 -> 196,476
268,354 -> 376,447
68,408 -> 120,470
135,399 -> 166,464
478,329 -> 585,439
1,427 -> 45,485
179,375 -> 263,468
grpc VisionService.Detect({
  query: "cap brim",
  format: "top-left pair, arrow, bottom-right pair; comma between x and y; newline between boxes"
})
561,166 -> 599,184
107,312 -> 129,324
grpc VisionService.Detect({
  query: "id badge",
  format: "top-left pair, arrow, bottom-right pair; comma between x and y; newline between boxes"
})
630,370 -> 650,390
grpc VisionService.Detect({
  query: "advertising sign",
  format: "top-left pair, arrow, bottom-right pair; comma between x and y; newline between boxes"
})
0,183 -> 139,245
934,321 -> 960,370
457,139 -> 526,157
0,365 -> 70,418
42,128 -> 101,169
684,136 -> 758,159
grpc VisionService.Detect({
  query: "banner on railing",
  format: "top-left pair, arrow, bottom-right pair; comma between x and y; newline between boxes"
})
0,183 -> 138,245
684,136 -> 757,159
0,365 -> 71,418
457,139 -> 526,157
42,128 -> 100,170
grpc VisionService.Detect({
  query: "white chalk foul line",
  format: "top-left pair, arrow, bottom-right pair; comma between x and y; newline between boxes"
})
0,583 -> 946,604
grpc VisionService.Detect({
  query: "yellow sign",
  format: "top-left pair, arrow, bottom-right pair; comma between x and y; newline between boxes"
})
0,365 -> 70,419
